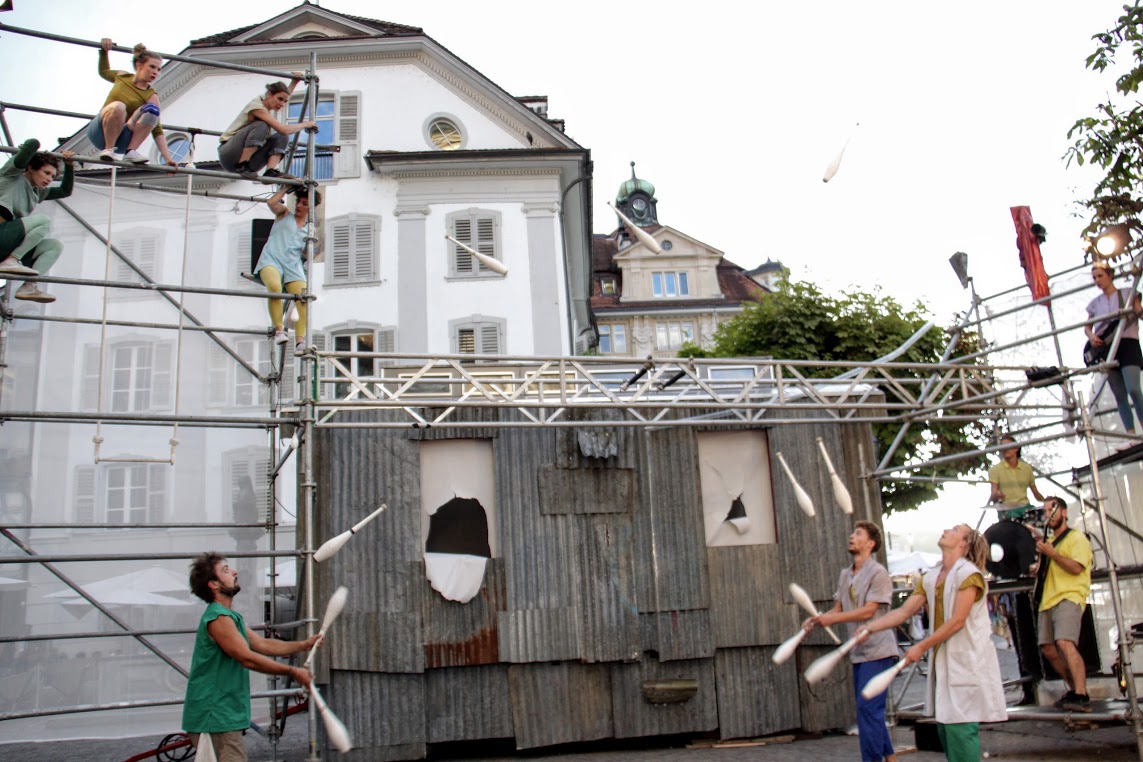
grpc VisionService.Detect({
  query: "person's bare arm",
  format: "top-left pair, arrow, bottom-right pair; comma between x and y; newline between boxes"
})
267,186 -> 291,219
206,615 -> 313,689
810,600 -> 880,628
863,590 -> 925,637
1035,540 -> 1086,576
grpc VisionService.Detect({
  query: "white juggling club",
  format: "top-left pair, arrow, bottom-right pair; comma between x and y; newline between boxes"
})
445,234 -> 509,275
305,585 -> 349,668
775,452 -> 815,517
310,684 -> 352,752
788,583 -> 841,644
314,504 -> 387,563
815,437 -> 853,515
772,628 -> 808,665
861,657 -> 907,699
606,201 -> 663,254
803,634 -> 861,683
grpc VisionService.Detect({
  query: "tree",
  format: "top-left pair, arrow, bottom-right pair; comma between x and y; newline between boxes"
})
681,279 -> 991,514
1066,3 -> 1143,257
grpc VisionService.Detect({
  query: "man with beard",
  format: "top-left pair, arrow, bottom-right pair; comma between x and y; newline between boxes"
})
806,521 -> 899,762
183,552 -> 322,761
1036,497 -> 1094,713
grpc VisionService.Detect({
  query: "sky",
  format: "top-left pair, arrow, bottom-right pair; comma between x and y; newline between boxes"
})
1,0 -> 1132,549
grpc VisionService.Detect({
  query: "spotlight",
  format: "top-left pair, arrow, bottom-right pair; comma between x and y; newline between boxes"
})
949,251 -> 970,289
1094,223 -> 1131,258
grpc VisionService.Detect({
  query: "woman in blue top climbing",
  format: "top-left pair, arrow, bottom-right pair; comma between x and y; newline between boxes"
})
254,185 -> 319,350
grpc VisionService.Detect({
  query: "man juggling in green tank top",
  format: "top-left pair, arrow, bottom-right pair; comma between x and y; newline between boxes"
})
183,553 -> 321,761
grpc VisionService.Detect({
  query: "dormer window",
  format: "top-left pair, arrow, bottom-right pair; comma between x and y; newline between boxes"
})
600,276 -> 617,296
652,271 -> 689,298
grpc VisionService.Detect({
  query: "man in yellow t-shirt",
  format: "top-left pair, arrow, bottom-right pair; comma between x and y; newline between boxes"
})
1036,497 -> 1093,713
987,436 -> 1044,520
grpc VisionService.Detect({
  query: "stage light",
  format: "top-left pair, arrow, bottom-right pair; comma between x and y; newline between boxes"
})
1095,224 -> 1130,258
949,251 -> 970,289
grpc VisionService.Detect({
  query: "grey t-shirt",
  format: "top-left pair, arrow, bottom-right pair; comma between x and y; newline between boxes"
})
834,558 -> 899,663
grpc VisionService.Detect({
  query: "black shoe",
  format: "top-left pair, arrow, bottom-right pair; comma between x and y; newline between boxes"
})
1053,690 -> 1074,709
261,168 -> 283,179
234,162 -> 257,178
1060,693 -> 1092,713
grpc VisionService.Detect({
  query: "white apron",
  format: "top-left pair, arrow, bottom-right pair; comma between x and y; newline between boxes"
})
922,557 -> 1007,724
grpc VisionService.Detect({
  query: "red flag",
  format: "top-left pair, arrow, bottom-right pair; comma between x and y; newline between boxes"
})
1011,206 -> 1050,305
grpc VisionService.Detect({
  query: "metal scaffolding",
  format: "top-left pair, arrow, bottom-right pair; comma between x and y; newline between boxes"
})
1,19 -> 1143,762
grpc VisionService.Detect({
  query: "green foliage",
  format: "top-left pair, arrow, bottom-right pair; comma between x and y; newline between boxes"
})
690,279 -> 991,514
1066,3 -> 1143,257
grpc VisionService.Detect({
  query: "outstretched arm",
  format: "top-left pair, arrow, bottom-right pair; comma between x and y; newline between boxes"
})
206,615 -> 315,689
98,39 -> 119,83
45,153 -> 75,200
11,139 -> 40,170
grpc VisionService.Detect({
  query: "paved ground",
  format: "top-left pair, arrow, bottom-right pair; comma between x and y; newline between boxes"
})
3,645 -> 1140,761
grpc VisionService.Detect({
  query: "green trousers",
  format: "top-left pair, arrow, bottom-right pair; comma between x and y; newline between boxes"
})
936,721 -> 980,762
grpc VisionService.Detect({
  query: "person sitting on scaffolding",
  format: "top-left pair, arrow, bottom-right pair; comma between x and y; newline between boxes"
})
254,186 -> 319,350
987,435 -> 1043,521
218,77 -> 316,179
87,38 -> 178,166
0,138 -> 75,303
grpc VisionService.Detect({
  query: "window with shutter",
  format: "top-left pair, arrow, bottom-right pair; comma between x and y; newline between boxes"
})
451,316 -> 505,356
152,342 -> 173,409
105,463 -> 166,523
74,466 -> 95,523
326,216 -> 378,285
147,464 -> 167,522
224,446 -> 272,524
310,332 -> 328,400
233,338 -> 271,407
448,210 -> 501,277
231,224 -> 258,290
112,231 -> 162,300
336,91 -> 361,178
207,342 -> 230,407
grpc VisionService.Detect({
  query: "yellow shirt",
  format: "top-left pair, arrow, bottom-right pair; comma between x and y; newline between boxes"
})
988,459 -> 1036,507
915,571 -> 984,653
1039,529 -> 1093,612
98,50 -> 163,137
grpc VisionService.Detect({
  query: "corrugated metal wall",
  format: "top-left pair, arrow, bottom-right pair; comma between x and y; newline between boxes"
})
314,402 -> 884,758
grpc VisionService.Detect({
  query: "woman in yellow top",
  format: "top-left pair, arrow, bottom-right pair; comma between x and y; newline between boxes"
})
85,38 -> 177,166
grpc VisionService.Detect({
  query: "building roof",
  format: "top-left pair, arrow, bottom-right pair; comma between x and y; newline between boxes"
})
590,233 -> 765,312
189,1 -> 422,46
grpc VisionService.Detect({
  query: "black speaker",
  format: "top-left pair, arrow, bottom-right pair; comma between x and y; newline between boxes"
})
984,520 -> 1037,579
251,218 -> 274,271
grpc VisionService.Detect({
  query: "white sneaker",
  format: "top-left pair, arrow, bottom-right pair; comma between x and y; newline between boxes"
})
123,149 -> 149,164
15,283 -> 55,303
98,148 -> 120,162
273,329 -> 288,345
0,257 -> 39,276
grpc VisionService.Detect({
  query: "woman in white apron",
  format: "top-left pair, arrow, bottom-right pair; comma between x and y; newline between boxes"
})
859,524 -> 1006,761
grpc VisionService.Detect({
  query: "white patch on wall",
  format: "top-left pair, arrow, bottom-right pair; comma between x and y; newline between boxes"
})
419,439 -> 497,602
697,431 -> 776,546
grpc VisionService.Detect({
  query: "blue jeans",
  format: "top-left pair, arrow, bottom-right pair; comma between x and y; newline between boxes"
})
1107,363 -> 1143,432
854,657 -> 897,762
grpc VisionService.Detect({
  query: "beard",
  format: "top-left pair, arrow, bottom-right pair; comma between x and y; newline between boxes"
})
217,582 -> 241,598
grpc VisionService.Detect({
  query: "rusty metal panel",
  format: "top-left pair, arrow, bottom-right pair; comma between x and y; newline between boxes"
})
714,647 -> 801,740
796,643 -> 856,732
497,607 -> 581,662
632,427 -> 709,612
537,464 -> 634,515
609,657 -> 718,739
770,415 -> 872,603
422,558 -> 506,668
576,513 -> 641,663
639,610 -> 714,661
707,545 -> 806,648
424,664 -> 513,743
316,413 -> 425,675
507,662 -> 613,749
328,669 -> 426,761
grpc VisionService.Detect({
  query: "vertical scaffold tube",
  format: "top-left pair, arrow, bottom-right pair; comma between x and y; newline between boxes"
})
303,52 -> 320,762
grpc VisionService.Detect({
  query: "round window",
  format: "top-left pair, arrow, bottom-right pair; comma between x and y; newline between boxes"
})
160,134 -> 192,166
661,241 -> 674,251
428,118 -> 463,151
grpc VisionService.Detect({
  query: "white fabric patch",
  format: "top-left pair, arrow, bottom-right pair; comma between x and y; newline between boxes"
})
424,552 -> 488,603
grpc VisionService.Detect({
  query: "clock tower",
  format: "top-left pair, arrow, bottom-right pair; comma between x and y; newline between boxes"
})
615,161 -> 658,236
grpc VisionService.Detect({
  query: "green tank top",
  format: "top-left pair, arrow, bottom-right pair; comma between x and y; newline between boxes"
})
182,602 -> 251,733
